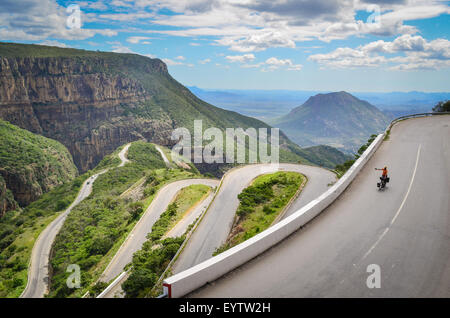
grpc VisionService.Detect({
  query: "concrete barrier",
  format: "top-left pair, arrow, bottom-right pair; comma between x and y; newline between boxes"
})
163,133 -> 384,298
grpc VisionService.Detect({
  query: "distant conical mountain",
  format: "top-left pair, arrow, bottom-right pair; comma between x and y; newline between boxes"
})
271,91 -> 390,153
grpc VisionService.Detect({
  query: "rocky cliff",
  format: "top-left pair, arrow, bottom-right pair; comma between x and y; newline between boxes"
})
0,175 -> 16,217
0,46 -> 175,172
0,42 -> 329,175
0,119 -> 78,216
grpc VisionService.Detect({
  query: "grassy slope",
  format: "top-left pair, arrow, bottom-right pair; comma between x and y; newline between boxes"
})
47,141 -> 205,298
214,171 -> 304,255
0,119 -> 78,206
301,145 -> 353,168
0,42 -> 349,168
0,140 -> 135,298
122,184 -> 211,298
0,172 -> 89,297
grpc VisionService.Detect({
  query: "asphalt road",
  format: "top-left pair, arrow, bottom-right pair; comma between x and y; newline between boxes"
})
173,163 -> 336,274
154,144 -> 171,167
118,144 -> 131,167
99,179 -> 218,298
21,144 -> 131,298
190,116 -> 450,297
99,178 -> 220,284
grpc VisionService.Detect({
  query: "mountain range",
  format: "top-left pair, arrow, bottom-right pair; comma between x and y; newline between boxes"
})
188,86 -> 448,121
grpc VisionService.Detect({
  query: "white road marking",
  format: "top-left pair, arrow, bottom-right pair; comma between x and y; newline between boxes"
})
361,144 -> 422,261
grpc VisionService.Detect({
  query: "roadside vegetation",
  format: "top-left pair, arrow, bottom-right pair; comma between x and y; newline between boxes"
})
0,173 -> 89,297
214,171 -> 304,256
47,141 -> 203,298
432,100 -> 450,112
121,184 -> 211,298
333,134 -> 378,178
0,119 -> 78,219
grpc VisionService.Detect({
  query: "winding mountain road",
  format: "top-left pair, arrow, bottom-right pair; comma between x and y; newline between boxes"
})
99,179 -> 220,284
189,116 -> 450,297
98,178 -> 219,298
173,163 -> 336,274
20,144 -> 131,298
154,144 -> 171,167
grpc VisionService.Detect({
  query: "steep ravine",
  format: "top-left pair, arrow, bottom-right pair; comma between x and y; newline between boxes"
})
0,53 -> 173,172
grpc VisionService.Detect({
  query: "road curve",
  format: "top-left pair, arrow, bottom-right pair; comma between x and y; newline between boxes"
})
154,144 -> 171,167
190,116 -> 450,297
21,144 -> 131,298
99,178 -> 220,285
118,144 -> 131,167
173,163 -> 336,274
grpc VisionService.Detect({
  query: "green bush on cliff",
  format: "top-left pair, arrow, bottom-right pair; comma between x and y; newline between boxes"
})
0,119 -> 78,209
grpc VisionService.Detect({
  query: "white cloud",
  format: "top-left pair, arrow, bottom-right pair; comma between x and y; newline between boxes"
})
199,58 -> 211,64
0,0 -> 117,41
225,54 -> 255,63
162,58 -> 183,66
136,0 -> 449,52
111,44 -> 135,54
217,31 -> 296,52
162,57 -> 193,67
126,36 -> 152,44
264,57 -> 302,71
309,34 -> 450,70
224,55 -> 302,71
110,0 -> 134,8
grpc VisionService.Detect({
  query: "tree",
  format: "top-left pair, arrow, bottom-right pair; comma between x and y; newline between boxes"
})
433,100 -> 450,112
129,202 -> 144,219
122,268 -> 157,298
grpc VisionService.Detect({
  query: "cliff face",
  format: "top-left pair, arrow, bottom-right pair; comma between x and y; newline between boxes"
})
0,119 -> 78,216
0,175 -> 16,217
0,55 -> 174,172
0,43 -> 315,175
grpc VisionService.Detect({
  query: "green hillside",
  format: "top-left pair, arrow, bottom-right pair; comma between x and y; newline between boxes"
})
0,42 -> 345,170
0,119 -> 78,216
300,145 -> 353,168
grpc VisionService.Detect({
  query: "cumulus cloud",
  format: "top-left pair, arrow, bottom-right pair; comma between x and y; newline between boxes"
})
309,34 -> 450,70
264,57 -> 303,71
139,0 -> 449,52
225,55 -> 302,71
199,58 -> 211,64
0,0 -> 117,41
162,57 -> 193,67
217,31 -> 296,52
225,54 -> 255,63
126,36 -> 152,44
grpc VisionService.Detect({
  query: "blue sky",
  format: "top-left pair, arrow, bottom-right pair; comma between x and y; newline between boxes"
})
1,0 -> 449,92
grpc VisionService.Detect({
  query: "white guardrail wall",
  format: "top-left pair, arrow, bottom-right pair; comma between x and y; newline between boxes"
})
162,112 -> 449,298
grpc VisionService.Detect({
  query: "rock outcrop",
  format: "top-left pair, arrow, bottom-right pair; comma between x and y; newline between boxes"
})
0,43 -> 317,176
0,53 -> 174,172
0,119 -> 78,216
